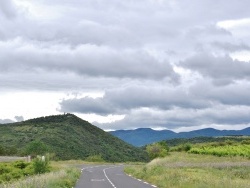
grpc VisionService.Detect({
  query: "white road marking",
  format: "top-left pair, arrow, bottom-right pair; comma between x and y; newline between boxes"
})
80,165 -> 158,188
125,172 -> 158,187
81,165 -> 108,171
103,166 -> 121,188
91,179 -> 105,182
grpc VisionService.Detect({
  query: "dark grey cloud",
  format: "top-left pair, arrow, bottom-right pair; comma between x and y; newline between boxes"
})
95,105 -> 250,130
0,71 -> 134,92
0,41 -> 177,81
60,79 -> 250,116
190,81 -> 250,106
59,85 -> 210,115
179,53 -> 250,85
212,42 -> 250,52
1,0 -> 250,131
60,78 -> 250,130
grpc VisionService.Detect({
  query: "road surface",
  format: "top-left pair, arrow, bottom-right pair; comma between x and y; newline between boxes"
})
75,164 -> 157,188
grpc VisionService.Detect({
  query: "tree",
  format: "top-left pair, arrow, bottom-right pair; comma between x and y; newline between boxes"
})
146,142 -> 169,160
0,144 -> 4,155
25,140 -> 48,157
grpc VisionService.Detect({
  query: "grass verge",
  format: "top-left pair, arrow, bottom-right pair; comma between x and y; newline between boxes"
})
124,152 -> 250,188
0,168 -> 81,188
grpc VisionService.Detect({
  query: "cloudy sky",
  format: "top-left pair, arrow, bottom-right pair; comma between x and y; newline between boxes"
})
1,0 -> 250,132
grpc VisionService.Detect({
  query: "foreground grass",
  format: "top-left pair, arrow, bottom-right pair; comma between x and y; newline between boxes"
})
0,168 -> 80,188
125,152 -> 250,188
0,160 -> 82,188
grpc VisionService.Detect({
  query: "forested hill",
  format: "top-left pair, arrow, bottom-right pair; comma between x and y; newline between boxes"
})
0,114 -> 148,162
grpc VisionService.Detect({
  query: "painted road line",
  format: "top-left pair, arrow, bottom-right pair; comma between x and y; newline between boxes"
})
103,166 -> 121,188
91,179 -> 105,182
127,173 -> 158,188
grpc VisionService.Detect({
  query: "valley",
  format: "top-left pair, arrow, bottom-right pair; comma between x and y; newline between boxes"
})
0,114 -> 250,188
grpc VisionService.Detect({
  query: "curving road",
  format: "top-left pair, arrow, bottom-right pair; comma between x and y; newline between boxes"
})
75,164 -> 157,188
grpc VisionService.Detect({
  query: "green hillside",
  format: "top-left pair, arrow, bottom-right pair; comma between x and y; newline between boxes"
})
0,114 -> 149,162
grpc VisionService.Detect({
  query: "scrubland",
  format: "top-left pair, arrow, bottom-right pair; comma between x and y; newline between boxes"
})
0,160 -> 81,188
125,138 -> 250,188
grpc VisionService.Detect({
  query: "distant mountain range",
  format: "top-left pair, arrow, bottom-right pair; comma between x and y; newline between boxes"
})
109,127 -> 250,146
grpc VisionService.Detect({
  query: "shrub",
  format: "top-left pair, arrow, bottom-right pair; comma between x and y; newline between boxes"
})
85,155 -> 105,162
14,161 -> 29,169
0,161 -> 34,183
146,142 -> 169,160
33,155 -> 50,174
170,143 -> 192,152
183,143 -> 192,151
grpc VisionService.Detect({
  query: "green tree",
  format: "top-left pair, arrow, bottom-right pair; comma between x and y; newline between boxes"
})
146,142 -> 169,160
0,145 -> 4,155
25,140 -> 48,157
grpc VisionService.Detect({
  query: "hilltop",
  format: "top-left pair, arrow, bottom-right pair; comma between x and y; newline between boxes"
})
0,114 -> 148,162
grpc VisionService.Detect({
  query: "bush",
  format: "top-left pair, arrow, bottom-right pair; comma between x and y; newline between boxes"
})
146,142 -> 169,160
33,155 -> 50,174
85,155 -> 105,162
183,144 -> 192,151
0,161 -> 34,183
14,161 -> 29,169
170,143 -> 192,152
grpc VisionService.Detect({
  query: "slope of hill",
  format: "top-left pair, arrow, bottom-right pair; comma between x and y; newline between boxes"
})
110,127 -> 250,146
0,114 -> 148,162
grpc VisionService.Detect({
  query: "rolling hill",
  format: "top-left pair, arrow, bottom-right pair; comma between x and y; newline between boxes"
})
110,127 -> 250,146
0,114 -> 148,162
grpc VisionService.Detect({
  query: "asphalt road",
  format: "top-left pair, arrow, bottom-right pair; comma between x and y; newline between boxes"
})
75,164 -> 157,188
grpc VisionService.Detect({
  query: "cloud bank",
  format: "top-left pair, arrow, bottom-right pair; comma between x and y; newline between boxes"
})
1,0 -> 250,131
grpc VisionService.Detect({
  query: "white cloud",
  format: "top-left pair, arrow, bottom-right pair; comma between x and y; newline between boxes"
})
0,91 -> 63,120
231,50 -> 250,62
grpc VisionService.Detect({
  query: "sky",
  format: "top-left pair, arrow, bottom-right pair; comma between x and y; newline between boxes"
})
1,0 -> 250,132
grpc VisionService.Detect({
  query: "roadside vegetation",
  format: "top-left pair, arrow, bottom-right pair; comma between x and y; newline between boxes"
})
0,168 -> 80,188
125,136 -> 250,188
0,158 -> 81,188
188,140 -> 250,158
